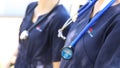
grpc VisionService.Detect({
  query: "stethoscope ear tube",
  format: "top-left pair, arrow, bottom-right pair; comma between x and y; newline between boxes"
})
78,0 -> 97,17
58,0 -> 97,40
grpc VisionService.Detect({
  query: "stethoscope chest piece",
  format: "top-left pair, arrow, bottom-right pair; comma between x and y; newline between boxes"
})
20,30 -> 29,40
61,47 -> 73,60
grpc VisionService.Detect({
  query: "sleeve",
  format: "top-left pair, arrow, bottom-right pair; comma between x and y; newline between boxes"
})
49,13 -> 70,62
24,2 -> 37,16
94,15 -> 120,68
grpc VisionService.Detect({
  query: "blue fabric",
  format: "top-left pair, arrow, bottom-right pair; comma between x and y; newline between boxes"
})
60,4 -> 120,68
15,2 -> 70,68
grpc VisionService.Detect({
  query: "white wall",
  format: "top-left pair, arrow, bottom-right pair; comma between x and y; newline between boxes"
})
0,0 -> 37,17
0,0 -> 88,17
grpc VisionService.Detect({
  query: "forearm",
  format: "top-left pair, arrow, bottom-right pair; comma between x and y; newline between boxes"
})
53,61 -> 60,68
5,48 -> 18,68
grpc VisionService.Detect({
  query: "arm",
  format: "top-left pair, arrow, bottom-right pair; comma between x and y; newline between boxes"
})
50,19 -> 67,68
49,11 -> 70,68
53,62 -> 60,68
5,48 -> 18,68
10,48 -> 18,64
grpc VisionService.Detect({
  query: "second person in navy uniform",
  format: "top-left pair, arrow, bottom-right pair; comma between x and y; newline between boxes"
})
60,0 -> 120,68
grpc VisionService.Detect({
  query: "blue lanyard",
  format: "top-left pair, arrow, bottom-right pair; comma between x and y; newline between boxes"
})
77,0 -> 97,18
69,0 -> 116,48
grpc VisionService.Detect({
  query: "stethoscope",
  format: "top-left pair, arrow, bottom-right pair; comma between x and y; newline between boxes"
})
58,0 -> 97,40
60,0 -> 116,60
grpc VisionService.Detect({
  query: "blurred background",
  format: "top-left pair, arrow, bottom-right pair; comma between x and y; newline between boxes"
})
0,0 -> 87,68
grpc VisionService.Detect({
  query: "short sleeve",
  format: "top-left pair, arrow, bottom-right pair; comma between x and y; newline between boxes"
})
24,2 -> 37,16
49,11 -> 70,62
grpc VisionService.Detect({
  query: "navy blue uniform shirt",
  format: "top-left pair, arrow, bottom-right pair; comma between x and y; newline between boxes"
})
15,2 -> 70,68
60,3 -> 120,68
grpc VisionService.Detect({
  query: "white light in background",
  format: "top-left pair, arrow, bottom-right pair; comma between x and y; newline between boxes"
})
70,0 -> 88,16
0,0 -> 37,17
0,17 -> 22,68
0,0 -> 88,17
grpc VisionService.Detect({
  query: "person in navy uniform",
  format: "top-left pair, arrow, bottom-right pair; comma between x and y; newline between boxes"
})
60,0 -> 120,68
10,0 -> 70,68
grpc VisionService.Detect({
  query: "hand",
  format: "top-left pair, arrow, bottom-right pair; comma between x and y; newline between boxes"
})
5,48 -> 18,68
5,55 -> 17,68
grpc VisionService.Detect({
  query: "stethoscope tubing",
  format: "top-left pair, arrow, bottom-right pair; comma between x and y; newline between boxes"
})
70,0 -> 116,47
58,0 -> 97,40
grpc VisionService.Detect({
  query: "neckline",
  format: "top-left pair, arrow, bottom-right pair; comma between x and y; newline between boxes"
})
30,3 -> 48,24
30,2 -> 59,24
31,12 -> 47,24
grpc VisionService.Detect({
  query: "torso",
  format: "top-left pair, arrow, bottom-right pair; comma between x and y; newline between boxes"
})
15,2 -> 70,68
60,3 -> 120,68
